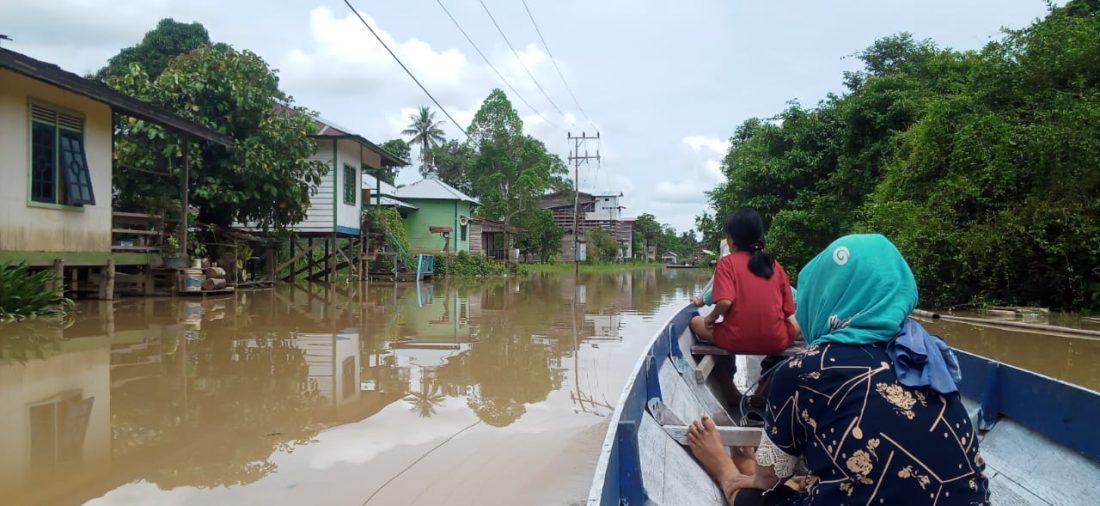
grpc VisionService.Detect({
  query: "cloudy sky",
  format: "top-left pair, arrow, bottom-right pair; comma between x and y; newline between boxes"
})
2,0 -> 1057,233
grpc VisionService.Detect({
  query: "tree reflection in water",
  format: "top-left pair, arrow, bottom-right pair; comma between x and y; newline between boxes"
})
0,268 -> 709,504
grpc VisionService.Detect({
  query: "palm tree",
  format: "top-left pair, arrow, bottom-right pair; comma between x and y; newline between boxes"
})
401,106 -> 447,177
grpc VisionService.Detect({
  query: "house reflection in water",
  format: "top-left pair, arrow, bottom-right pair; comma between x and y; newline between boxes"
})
0,327 -> 110,501
0,268 -> 708,504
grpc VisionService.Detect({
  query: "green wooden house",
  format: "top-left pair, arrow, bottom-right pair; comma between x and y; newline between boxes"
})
393,176 -> 478,253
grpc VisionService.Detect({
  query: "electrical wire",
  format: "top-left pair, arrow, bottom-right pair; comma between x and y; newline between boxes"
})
520,0 -> 596,129
477,0 -> 569,120
342,0 -> 468,138
434,0 -> 558,130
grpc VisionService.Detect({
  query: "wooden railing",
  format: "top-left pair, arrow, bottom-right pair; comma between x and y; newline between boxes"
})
112,212 -> 164,253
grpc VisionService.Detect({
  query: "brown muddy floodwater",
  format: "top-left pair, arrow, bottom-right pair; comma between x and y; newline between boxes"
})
0,269 -> 709,506
1,269 -> 1096,505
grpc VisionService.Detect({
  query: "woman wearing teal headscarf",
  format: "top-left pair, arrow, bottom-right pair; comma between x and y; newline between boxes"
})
687,235 -> 989,506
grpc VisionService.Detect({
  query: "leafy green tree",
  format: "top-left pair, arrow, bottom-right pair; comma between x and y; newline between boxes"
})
377,139 -> 411,184
96,18 -> 212,81
402,106 -> 447,176
428,139 -> 475,194
585,228 -> 619,262
694,212 -> 723,251
703,1 -> 1100,309
515,208 -> 563,262
109,45 -> 328,230
464,89 -> 570,260
633,213 -> 662,256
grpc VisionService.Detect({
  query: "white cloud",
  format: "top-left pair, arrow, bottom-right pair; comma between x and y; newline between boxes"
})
279,6 -> 577,147
682,135 -> 730,156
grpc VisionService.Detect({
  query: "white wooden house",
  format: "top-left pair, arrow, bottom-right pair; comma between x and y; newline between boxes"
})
281,115 -> 407,237
0,47 -> 231,295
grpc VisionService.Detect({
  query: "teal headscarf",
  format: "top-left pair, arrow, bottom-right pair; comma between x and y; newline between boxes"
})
795,234 -> 918,345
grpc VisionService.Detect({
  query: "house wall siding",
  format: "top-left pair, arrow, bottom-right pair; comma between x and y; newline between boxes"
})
0,70 -> 113,253
404,199 -> 472,253
293,139 -> 336,233
334,139 -> 361,234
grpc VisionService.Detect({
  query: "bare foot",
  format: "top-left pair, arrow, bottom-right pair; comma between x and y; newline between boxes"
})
688,417 -> 743,501
731,446 -> 756,476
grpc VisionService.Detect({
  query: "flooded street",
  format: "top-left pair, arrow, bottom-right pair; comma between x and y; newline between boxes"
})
0,268 -> 709,506
1,268 -> 1096,505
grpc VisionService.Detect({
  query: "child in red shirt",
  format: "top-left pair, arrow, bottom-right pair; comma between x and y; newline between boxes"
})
690,208 -> 800,354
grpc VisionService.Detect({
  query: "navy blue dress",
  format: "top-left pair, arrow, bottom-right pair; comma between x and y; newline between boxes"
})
763,342 -> 990,505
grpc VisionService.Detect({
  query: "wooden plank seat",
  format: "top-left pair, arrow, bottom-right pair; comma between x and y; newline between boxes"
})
690,342 -> 805,358
691,340 -> 806,383
663,424 -> 763,447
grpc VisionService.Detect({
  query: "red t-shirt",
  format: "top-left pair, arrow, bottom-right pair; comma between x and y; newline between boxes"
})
711,252 -> 795,354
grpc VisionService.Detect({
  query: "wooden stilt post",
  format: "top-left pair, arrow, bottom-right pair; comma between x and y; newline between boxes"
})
307,237 -> 314,283
268,247 -> 276,285
105,259 -> 115,300
97,259 -> 116,300
326,235 -> 334,283
52,259 -> 64,296
144,264 -> 156,295
180,137 -> 190,258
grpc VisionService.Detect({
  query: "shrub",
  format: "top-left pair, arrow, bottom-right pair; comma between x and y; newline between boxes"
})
436,251 -> 509,277
0,263 -> 73,322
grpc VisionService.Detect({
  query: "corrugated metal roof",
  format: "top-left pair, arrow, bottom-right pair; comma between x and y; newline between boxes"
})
0,48 -> 232,146
373,195 -> 417,209
393,177 -> 479,204
312,116 -> 409,167
361,173 -> 399,196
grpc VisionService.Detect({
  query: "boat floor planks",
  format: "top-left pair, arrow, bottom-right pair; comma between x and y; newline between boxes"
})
676,327 -> 736,425
979,416 -> 1100,505
658,357 -> 712,426
639,413 -> 726,506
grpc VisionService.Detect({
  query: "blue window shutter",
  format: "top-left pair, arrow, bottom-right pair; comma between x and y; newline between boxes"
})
59,130 -> 95,206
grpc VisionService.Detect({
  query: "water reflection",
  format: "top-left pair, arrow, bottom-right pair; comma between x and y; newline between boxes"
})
0,268 -> 706,505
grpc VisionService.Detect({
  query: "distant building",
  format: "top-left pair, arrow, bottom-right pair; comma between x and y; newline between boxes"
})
393,176 -> 479,253
270,114 -> 406,237
538,190 -> 635,261
661,252 -> 679,264
469,217 -> 520,261
362,173 -> 417,216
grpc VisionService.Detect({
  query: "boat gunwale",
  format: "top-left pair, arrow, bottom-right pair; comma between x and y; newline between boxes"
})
588,303 -> 1100,504
586,303 -> 697,505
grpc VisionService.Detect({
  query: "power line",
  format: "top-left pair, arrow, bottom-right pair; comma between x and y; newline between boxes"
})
342,0 -> 468,138
434,0 -> 558,130
477,0 -> 569,121
520,0 -> 596,129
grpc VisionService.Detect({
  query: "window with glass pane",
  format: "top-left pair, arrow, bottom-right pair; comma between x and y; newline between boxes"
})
59,130 -> 95,206
28,102 -> 93,207
31,122 -> 57,203
343,164 -> 356,205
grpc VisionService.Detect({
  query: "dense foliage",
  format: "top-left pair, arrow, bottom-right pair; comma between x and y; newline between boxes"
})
95,18 -> 211,81
703,1 -> 1100,309
585,228 -> 620,262
377,139 -> 411,183
436,251 -> 511,277
634,213 -> 697,260
366,207 -> 413,268
105,21 -> 328,231
0,264 -> 73,322
515,208 -> 563,263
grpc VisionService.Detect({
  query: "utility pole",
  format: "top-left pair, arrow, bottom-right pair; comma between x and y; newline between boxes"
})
568,131 -> 600,275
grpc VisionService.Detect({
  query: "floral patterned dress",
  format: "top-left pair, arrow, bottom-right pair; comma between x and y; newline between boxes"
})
759,342 -> 990,505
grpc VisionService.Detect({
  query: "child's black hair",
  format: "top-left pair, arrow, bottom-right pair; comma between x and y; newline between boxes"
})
724,208 -> 774,278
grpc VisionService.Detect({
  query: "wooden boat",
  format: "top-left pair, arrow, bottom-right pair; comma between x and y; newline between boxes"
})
587,304 -> 1100,505
664,264 -> 704,269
